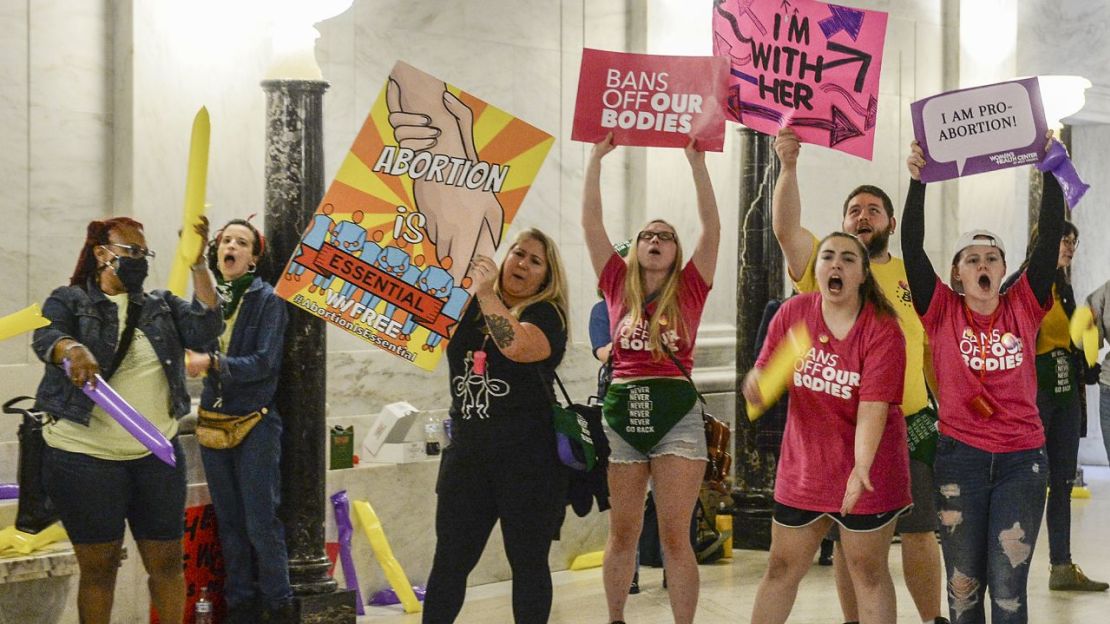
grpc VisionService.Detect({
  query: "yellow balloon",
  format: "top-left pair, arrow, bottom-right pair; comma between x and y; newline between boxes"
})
7,522 -> 67,555
747,323 -> 812,421
0,525 -> 17,556
569,550 -> 604,570
1069,306 -> 1100,367
167,107 -> 211,297
0,304 -> 51,342
352,500 -> 422,614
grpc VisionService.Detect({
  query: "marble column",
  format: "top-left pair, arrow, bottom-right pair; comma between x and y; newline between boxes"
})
732,128 -> 783,551
261,79 -> 356,623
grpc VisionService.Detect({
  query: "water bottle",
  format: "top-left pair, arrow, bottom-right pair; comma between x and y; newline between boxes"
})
194,586 -> 213,624
424,415 -> 441,456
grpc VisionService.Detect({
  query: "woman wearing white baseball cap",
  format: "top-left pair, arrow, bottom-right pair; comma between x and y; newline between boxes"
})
901,132 -> 1065,624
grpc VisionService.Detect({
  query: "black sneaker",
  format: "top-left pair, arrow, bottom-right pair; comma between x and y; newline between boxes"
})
629,570 -> 640,595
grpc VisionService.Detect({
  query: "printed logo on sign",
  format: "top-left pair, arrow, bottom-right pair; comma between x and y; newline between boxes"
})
958,329 -> 1024,372
616,316 -> 679,352
794,347 -> 861,399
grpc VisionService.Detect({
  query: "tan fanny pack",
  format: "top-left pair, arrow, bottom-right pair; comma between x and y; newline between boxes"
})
196,407 -> 266,449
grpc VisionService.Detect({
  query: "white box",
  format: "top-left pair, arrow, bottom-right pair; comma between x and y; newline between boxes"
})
364,441 -> 426,464
362,402 -> 419,458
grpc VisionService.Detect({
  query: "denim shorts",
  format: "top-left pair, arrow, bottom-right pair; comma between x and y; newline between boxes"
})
604,407 -> 708,463
43,439 -> 187,544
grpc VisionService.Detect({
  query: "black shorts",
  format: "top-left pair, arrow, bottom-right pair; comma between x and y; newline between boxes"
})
773,502 -> 912,533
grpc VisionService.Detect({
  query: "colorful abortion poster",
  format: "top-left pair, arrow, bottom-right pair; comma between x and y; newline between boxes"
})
276,61 -> 555,371
910,77 -> 1047,182
713,0 -> 889,159
572,48 -> 729,151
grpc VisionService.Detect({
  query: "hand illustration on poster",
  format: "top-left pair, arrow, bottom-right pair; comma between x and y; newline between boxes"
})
276,61 -> 554,371
712,0 -> 889,160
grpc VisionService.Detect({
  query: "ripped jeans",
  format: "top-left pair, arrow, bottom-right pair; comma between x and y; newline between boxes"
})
933,435 -> 1048,624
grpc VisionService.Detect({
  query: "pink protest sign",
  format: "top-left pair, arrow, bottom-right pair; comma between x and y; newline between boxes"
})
572,49 -> 729,152
713,0 -> 889,160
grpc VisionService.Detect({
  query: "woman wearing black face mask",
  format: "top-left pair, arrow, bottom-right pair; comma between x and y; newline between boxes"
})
31,216 -> 221,624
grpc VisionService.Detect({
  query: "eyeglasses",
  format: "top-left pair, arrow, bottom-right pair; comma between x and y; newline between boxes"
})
104,243 -> 156,259
1061,237 -> 1079,250
637,230 -> 676,242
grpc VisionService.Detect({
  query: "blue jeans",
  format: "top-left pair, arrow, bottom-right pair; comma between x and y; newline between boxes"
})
933,436 -> 1047,624
1037,389 -> 1081,565
200,412 -> 291,610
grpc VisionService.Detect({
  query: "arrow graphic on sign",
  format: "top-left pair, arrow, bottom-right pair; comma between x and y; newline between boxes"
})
789,106 -> 864,147
715,31 -> 752,67
819,5 -> 866,41
821,83 -> 878,129
736,0 -> 768,36
822,41 -> 873,93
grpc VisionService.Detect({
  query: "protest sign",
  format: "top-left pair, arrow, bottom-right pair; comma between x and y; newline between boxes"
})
713,0 -> 888,159
151,505 -> 225,624
276,61 -> 554,371
572,48 -> 728,151
911,77 -> 1047,182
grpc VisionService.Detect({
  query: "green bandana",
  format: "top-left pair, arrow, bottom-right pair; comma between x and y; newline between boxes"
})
1035,349 -> 1076,407
603,379 -> 698,454
216,273 -> 254,320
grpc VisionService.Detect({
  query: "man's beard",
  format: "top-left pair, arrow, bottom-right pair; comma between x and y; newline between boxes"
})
864,227 -> 892,258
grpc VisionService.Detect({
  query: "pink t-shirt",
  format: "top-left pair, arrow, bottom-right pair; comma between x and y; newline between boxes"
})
599,253 -> 711,378
757,293 -> 910,514
921,274 -> 1049,452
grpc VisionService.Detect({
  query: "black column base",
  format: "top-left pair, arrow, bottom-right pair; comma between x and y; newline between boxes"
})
292,589 -> 358,624
731,492 -> 773,551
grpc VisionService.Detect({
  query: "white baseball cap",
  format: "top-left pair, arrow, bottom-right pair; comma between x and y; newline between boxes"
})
952,229 -> 1006,263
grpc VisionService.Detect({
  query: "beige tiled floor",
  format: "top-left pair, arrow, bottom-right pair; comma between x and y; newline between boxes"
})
360,467 -> 1110,623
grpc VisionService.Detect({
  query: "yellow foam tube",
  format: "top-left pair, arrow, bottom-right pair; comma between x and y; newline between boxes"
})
1069,306 -> 1099,367
351,500 -> 421,614
0,526 -> 17,555
0,304 -> 51,342
7,522 -> 67,555
747,323 -> 812,421
167,107 -> 210,297
569,550 -> 604,570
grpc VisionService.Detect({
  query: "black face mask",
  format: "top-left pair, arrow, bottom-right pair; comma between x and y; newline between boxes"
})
115,256 -> 149,293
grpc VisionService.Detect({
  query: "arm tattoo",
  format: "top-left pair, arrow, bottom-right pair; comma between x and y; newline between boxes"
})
484,314 -> 516,349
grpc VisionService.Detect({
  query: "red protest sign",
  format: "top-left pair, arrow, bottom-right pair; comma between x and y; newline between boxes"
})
151,505 -> 226,624
572,49 -> 729,152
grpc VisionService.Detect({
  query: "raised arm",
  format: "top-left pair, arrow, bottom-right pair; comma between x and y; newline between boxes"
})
582,134 -> 617,278
1025,169 -> 1065,306
902,141 -> 937,316
771,128 -> 818,280
685,139 -> 720,286
469,255 -> 553,363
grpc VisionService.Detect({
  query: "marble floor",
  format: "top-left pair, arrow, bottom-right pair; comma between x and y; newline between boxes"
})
359,467 -> 1110,623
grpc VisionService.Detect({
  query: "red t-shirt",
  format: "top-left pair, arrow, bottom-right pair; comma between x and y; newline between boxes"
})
921,274 -> 1049,452
599,253 -> 711,378
757,294 -> 910,514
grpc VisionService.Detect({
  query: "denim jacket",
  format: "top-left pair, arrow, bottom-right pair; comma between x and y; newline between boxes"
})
200,277 -> 288,416
32,280 -> 223,425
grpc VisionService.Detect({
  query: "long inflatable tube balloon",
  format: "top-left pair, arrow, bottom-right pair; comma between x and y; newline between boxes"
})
329,491 -> 365,615
0,526 -> 16,554
64,361 -> 176,467
167,107 -> 211,296
747,323 -> 812,421
0,483 -> 18,500
1037,140 -> 1089,208
0,304 -> 51,342
1069,306 -> 1100,367
352,500 -> 422,614
8,522 -> 68,555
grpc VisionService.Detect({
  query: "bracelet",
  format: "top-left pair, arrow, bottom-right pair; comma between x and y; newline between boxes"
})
191,261 -> 208,271
62,342 -> 86,357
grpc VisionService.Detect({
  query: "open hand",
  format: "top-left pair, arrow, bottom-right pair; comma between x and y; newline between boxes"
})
840,464 -> 875,515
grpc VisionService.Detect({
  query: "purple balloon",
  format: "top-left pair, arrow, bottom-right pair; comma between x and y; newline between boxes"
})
0,483 -> 18,500
368,585 -> 426,606
329,491 -> 365,615
1037,140 -> 1090,208
64,360 -> 176,467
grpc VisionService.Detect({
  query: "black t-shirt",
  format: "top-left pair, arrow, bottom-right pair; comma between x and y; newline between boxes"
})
447,299 -> 568,448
